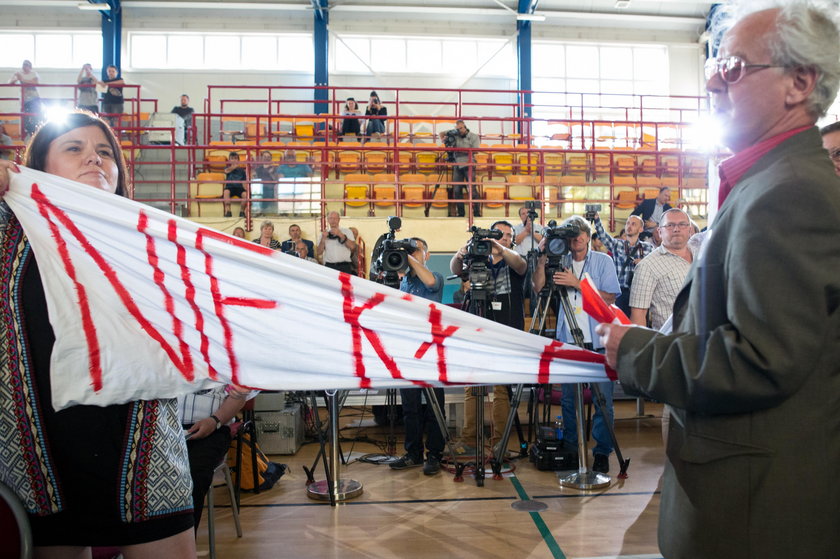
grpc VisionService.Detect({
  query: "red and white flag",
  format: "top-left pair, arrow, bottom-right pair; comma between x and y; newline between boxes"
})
6,167 -> 614,410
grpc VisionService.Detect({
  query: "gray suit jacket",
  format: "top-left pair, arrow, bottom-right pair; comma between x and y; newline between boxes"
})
617,128 -> 840,559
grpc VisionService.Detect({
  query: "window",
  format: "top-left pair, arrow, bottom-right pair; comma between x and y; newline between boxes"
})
0,32 -> 100,69
332,34 -> 514,77
128,32 -> 313,72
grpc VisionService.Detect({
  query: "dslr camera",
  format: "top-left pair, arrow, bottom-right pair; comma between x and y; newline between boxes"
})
584,204 -> 601,222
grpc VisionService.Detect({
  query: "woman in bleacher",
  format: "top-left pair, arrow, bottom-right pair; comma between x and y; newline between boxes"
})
0,111 -> 196,558
340,97 -> 362,139
364,90 -> 388,138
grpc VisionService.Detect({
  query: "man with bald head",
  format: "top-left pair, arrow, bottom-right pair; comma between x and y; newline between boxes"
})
592,211 -> 654,315
317,211 -> 356,273
597,3 -> 840,557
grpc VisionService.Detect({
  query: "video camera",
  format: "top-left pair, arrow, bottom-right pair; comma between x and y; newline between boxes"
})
466,225 -> 503,258
371,216 -> 417,288
442,129 -> 459,163
542,220 -> 580,278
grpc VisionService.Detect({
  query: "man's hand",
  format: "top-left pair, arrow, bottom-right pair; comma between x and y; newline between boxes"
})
552,269 -> 580,290
644,219 -> 657,229
595,322 -> 634,368
185,416 -> 218,441
0,160 -> 21,198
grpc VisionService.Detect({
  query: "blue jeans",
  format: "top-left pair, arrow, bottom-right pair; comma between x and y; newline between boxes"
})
560,381 -> 615,456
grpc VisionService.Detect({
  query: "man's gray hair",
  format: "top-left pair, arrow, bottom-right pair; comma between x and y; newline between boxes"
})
562,215 -> 591,236
713,1 -> 840,118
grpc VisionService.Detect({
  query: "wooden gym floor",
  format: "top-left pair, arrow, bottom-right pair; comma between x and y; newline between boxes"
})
198,400 -> 666,559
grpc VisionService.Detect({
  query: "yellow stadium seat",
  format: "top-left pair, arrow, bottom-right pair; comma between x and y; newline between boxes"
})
189,172 -> 226,217
343,173 -> 372,215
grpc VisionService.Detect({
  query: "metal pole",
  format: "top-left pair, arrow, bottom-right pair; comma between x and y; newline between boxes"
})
306,390 -> 363,503
559,384 -> 610,490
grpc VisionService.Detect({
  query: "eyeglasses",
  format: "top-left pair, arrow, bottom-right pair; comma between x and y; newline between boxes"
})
661,222 -> 691,231
704,55 -> 785,85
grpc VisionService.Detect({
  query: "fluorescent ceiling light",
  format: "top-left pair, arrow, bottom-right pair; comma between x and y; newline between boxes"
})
615,0 -> 631,8
517,13 -> 546,21
78,1 -> 110,10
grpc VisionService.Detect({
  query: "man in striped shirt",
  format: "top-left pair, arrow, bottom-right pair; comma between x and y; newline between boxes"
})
593,212 -> 655,315
628,208 -> 694,330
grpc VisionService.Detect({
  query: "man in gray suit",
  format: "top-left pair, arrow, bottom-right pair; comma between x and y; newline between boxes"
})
597,3 -> 840,559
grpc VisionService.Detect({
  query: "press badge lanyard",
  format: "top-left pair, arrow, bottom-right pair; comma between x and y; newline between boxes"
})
566,251 -> 591,339
490,258 -> 505,311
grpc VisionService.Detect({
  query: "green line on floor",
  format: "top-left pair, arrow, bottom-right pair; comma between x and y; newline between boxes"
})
509,476 -> 567,559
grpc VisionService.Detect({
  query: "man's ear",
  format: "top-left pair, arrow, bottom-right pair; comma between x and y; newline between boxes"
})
785,65 -> 818,107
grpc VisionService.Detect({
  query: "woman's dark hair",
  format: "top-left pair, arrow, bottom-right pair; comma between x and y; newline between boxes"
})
25,111 -> 128,197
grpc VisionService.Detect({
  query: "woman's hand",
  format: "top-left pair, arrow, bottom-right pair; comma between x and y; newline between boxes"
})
0,160 -> 22,199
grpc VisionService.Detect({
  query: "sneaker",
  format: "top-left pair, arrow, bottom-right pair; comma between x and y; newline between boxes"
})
592,453 -> 610,474
224,211 -> 232,217
389,455 -> 422,470
423,455 -> 441,476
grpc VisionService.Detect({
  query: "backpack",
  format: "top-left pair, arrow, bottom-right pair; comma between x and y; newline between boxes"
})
227,431 -> 287,492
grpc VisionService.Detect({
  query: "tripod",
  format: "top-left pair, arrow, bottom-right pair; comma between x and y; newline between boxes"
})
425,153 -> 451,217
526,266 -> 630,486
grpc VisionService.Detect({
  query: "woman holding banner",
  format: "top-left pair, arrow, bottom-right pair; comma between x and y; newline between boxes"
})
0,112 -> 196,557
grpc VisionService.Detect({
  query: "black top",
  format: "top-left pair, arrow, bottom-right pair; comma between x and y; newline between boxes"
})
101,78 -> 123,105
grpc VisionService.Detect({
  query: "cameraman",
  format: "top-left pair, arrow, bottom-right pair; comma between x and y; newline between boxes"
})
449,221 -> 526,452
390,238 -> 446,475
592,213 -> 654,315
532,216 -> 620,474
439,120 -> 481,217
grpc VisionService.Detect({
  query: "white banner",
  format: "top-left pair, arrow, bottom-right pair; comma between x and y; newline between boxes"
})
5,167 -> 612,410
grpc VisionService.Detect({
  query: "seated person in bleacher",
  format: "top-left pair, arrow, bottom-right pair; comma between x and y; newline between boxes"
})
276,150 -> 313,179
631,186 -> 672,231
253,150 -> 278,215
280,224 -> 315,258
177,385 -> 253,532
294,240 -> 318,263
340,97 -> 362,138
253,220 -> 282,250
223,151 -> 248,217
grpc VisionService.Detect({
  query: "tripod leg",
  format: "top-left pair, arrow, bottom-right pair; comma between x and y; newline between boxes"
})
490,384 -> 524,480
474,386 -> 486,487
589,383 -> 630,478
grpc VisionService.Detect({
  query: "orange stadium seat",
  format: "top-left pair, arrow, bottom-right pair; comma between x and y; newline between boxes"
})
343,173 -> 372,216
189,172 -> 226,217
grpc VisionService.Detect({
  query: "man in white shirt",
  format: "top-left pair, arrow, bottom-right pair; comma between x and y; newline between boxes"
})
317,211 -> 357,273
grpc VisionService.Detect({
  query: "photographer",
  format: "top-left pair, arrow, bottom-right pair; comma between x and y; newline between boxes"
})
389,238 -> 446,475
439,120 -> 481,217
592,212 -> 654,315
449,220 -> 526,452
364,91 -> 387,138
532,216 -> 620,474
317,211 -> 356,272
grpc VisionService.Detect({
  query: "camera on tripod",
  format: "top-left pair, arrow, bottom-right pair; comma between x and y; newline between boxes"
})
442,129 -> 459,163
467,225 -> 503,258
371,217 -> 418,286
542,220 -> 580,276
